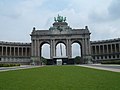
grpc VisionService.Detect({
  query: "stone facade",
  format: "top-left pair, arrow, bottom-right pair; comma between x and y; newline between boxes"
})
0,16 -> 120,65
91,38 -> 120,63
30,20 -> 91,65
0,41 -> 31,64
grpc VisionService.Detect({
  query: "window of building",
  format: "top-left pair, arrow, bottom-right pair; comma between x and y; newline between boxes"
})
109,55 -> 111,59
105,56 -> 107,59
101,56 -> 103,59
113,55 -> 115,58
117,55 -> 119,58
97,56 -> 99,59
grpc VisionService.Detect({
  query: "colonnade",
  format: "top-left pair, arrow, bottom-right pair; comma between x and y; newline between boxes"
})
0,42 -> 31,64
91,40 -> 120,60
0,46 -> 31,57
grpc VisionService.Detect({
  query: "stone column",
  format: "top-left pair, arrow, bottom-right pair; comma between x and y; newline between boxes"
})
119,44 -> 120,52
2,46 -> 3,56
94,45 -> 96,54
88,38 -> 91,55
14,47 -> 15,56
50,40 -> 53,58
95,46 -> 97,54
22,47 -> 23,56
34,40 -> 37,56
10,47 -> 11,56
36,40 -> 39,57
82,39 -> 85,56
68,39 -> 72,58
111,44 -> 112,53
85,38 -> 88,55
103,45 -> 105,54
114,44 -> 117,53
98,45 -> 100,54
18,47 -> 19,56
25,47 -> 27,56
106,44 -> 109,54
66,39 -> 69,57
37,40 -> 40,57
53,40 -> 56,57
31,40 -> 34,56
6,46 -> 7,56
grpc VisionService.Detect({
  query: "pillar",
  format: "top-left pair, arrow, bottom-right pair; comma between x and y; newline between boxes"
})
31,40 -> 34,56
2,46 -> 3,56
37,40 -> 40,57
111,44 -> 112,53
94,45 -> 96,54
6,46 -> 7,56
119,44 -> 120,52
102,45 -> 104,54
66,39 -> 69,57
25,47 -> 27,56
82,39 -> 85,56
22,47 -> 23,56
14,47 -> 15,56
68,39 -> 72,58
106,44 -> 109,54
34,40 -> 37,56
88,38 -> 91,55
10,47 -> 11,56
50,40 -> 53,58
18,47 -> 19,56
114,44 -> 117,53
85,38 -> 88,55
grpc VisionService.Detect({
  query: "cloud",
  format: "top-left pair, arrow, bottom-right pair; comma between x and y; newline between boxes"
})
41,0 -> 70,11
108,0 -> 120,20
0,0 -> 120,42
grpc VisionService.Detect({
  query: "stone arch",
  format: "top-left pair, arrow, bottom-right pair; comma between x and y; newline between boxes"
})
71,40 -> 82,58
55,40 -> 67,47
55,41 -> 67,57
40,41 -> 50,59
30,16 -> 91,65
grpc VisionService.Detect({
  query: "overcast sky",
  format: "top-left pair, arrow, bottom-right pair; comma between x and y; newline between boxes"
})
0,0 -> 120,42
0,0 -> 120,58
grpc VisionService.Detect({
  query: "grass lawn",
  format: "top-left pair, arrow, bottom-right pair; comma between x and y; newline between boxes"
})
0,66 -> 120,90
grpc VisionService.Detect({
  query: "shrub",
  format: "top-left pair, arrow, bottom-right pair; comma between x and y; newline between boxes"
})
101,60 -> 120,64
0,64 -> 20,67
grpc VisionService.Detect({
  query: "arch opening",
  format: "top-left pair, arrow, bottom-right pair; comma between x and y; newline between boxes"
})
72,42 -> 81,58
41,43 -> 50,59
56,43 -> 66,57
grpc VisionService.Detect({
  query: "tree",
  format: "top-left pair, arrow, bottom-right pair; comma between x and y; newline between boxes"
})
74,56 -> 82,64
41,57 -> 47,65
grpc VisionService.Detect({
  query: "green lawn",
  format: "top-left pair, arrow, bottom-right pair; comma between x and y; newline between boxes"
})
0,66 -> 120,90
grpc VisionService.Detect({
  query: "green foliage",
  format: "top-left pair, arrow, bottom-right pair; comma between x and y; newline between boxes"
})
0,64 -> 20,67
0,66 -> 120,90
41,57 -> 47,65
74,56 -> 82,64
101,60 -> 120,64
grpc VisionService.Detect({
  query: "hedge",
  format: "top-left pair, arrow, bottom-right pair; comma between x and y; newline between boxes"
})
0,64 -> 20,67
101,60 -> 120,64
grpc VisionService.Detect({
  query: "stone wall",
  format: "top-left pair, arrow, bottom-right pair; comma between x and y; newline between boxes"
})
0,41 -> 31,64
91,38 -> 120,62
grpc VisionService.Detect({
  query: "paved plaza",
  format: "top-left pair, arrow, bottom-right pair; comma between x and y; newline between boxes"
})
0,65 -> 42,72
78,64 -> 120,72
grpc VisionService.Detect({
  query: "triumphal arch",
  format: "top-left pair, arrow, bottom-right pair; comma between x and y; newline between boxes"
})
30,15 -> 91,65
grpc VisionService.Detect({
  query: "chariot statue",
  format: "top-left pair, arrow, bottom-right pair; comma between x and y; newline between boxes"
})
54,14 -> 66,22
